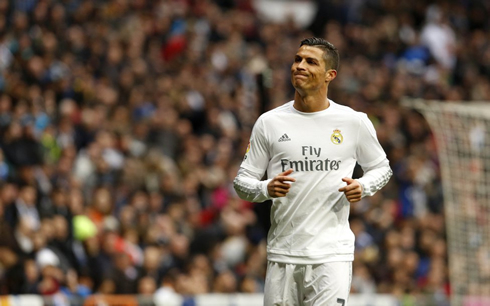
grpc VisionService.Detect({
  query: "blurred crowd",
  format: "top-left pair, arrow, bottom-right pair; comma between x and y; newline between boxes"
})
0,0 -> 489,302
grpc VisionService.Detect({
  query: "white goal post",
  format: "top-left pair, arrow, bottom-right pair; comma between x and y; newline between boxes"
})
403,98 -> 490,306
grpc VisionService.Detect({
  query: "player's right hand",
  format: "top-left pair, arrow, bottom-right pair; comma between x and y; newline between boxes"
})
267,169 -> 296,198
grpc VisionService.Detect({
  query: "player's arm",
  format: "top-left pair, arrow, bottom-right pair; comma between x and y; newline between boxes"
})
340,157 -> 392,203
347,114 -> 393,200
234,167 -> 272,202
356,159 -> 392,197
234,168 -> 296,202
233,116 -> 296,201
234,116 -> 271,202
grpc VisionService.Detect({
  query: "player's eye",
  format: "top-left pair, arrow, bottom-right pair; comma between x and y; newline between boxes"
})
294,56 -> 301,62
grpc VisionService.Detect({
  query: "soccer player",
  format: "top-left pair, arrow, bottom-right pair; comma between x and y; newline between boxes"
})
233,37 -> 392,306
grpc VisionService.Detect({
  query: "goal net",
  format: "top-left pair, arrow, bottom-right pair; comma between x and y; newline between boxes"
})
404,99 -> 490,306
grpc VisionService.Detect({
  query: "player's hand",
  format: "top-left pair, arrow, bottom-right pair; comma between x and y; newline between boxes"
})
338,177 -> 363,203
267,169 -> 296,198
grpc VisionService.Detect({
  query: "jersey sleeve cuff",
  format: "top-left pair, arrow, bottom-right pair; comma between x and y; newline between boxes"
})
355,178 -> 368,198
261,179 -> 272,199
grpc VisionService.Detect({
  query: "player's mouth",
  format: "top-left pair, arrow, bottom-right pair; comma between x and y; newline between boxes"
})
294,73 -> 308,78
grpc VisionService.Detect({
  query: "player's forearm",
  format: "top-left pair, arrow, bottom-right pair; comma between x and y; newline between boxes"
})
233,167 -> 272,202
357,160 -> 392,197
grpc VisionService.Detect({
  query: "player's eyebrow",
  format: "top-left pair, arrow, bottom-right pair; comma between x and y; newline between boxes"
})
306,57 -> 319,63
295,55 -> 319,64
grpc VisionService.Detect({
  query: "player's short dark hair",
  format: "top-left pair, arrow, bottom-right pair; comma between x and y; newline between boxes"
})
300,37 -> 339,71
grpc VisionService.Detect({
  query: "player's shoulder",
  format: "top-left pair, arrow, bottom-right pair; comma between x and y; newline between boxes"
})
330,100 -> 368,120
257,101 -> 294,121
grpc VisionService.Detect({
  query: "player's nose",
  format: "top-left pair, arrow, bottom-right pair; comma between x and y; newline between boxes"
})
296,59 -> 306,70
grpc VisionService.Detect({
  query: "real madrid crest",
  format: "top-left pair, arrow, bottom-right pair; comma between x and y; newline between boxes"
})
331,129 -> 343,145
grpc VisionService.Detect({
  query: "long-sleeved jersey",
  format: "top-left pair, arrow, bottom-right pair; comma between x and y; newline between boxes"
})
234,100 -> 392,264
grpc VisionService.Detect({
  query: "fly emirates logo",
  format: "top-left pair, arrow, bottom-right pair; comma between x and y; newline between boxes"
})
280,146 -> 341,172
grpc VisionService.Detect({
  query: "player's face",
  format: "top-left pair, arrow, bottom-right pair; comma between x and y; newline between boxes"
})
291,46 -> 335,93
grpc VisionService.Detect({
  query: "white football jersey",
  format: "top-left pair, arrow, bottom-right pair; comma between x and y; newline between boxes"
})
239,100 -> 389,264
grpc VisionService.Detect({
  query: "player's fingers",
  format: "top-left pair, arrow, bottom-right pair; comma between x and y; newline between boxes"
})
346,192 -> 360,199
273,186 -> 290,193
278,176 -> 295,183
347,196 -> 361,203
273,190 -> 288,197
271,183 -> 291,193
342,177 -> 354,184
339,182 -> 351,191
268,179 -> 293,197
274,180 -> 292,188
345,189 -> 361,196
277,169 -> 295,183
339,184 -> 355,192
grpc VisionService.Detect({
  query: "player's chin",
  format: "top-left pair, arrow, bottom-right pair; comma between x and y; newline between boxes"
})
292,78 -> 306,88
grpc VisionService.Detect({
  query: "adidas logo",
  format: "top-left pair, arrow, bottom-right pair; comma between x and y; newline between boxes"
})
278,134 -> 291,142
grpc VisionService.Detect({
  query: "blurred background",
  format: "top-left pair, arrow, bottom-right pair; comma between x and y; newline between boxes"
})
0,0 -> 489,305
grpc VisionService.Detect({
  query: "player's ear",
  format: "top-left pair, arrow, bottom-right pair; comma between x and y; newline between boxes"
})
325,69 -> 337,82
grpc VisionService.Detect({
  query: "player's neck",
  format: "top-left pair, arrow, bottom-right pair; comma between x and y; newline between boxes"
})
293,90 -> 330,113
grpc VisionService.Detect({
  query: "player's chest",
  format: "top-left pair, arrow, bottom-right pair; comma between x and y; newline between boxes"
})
268,119 -> 357,159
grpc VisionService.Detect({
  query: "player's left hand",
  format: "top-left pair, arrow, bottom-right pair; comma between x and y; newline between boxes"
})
338,177 -> 363,203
